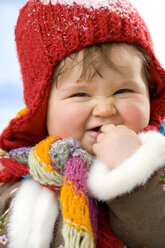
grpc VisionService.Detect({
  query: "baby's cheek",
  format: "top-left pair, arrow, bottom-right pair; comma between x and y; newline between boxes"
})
118,100 -> 150,132
55,106 -> 88,139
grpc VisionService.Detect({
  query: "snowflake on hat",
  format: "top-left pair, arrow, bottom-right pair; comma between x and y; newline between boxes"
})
40,0 -> 136,14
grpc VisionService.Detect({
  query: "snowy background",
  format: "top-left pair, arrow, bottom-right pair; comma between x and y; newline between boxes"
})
0,0 -> 165,133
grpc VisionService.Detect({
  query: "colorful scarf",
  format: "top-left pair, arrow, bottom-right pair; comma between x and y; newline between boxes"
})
0,136 -> 123,247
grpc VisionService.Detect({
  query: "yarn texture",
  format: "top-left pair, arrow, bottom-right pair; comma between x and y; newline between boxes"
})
0,0 -> 165,247
1,137 -> 121,247
0,0 -> 165,150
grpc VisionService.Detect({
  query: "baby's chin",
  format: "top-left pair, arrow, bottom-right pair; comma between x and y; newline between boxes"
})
78,135 -> 97,155
80,143 -> 95,155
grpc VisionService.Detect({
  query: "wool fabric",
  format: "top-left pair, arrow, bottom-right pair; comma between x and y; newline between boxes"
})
0,0 -> 165,246
0,137 -> 124,247
0,0 -> 165,150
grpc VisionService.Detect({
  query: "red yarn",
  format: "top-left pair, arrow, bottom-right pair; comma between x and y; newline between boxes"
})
97,204 -> 124,248
0,169 -> 12,183
0,158 -> 29,183
0,0 -> 165,151
39,183 -> 61,195
0,0 -> 165,245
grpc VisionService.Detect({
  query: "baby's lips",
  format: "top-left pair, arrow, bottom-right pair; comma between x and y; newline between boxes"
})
88,125 -> 103,133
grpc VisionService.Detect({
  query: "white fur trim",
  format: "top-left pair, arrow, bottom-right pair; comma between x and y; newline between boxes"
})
7,179 -> 59,248
87,131 -> 165,201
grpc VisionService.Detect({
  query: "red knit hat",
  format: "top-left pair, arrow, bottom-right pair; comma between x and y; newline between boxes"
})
0,0 -> 165,151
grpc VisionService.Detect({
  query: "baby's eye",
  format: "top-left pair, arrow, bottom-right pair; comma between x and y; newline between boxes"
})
71,93 -> 88,97
114,89 -> 133,95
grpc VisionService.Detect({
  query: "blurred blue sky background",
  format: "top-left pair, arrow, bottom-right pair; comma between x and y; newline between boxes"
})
0,0 -> 26,133
0,0 -> 165,133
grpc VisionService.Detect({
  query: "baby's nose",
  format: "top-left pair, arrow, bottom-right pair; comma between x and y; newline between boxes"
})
92,98 -> 117,117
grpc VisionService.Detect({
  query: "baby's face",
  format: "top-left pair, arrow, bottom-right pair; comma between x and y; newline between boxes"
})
47,44 -> 150,154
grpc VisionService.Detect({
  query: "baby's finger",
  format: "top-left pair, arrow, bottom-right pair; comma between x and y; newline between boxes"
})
92,142 -> 99,154
96,133 -> 104,143
100,124 -> 115,133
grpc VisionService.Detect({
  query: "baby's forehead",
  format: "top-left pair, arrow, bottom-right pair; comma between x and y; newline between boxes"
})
53,43 -> 144,85
108,44 -> 143,67
63,43 -> 142,69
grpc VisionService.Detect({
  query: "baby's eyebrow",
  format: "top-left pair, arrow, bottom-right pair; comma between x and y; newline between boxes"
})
61,84 -> 88,92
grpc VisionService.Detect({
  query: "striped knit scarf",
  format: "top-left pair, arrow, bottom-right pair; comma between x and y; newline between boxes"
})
0,136 -> 123,247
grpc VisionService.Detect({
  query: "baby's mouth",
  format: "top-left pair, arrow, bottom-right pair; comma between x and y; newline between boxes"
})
91,127 -> 101,132
88,126 -> 102,134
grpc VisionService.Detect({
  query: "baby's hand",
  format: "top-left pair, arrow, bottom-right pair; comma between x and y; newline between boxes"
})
92,124 -> 142,169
